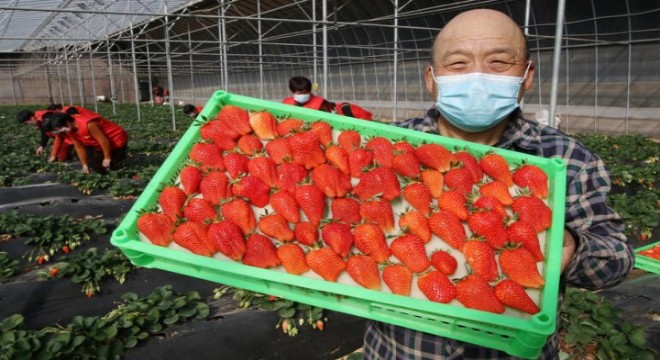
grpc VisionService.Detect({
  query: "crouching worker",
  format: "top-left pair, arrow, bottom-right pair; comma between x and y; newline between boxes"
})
328,101 -> 373,120
43,112 -> 128,174
282,76 -> 331,111
182,104 -> 203,118
17,109 -> 73,161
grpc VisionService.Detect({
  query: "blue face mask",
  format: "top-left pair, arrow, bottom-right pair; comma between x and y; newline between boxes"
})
294,93 -> 311,104
432,63 -> 530,132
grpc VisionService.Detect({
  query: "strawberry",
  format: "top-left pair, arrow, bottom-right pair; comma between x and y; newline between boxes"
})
398,209 -> 432,243
392,152 -> 421,179
288,130 -> 326,170
315,320 -> 324,331
223,152 -> 250,179
417,271 -> 457,303
455,274 -> 505,313
330,197 -> 362,225
471,195 -> 508,221
217,105 -> 251,135
437,189 -> 469,220
242,233 -> 281,268
511,195 -> 552,233
382,264 -> 413,296
183,197 -> 217,223
338,129 -> 362,151
247,155 -> 278,187
306,247 -> 347,282
513,164 -> 548,199
249,111 -> 278,140
189,142 -> 224,172
208,220 -> 246,261
499,247 -> 545,289
506,220 -> 544,262
158,185 -> 188,221
258,213 -> 295,242
310,121 -> 333,146
352,222 -> 391,263
275,162 -> 307,193
294,184 -> 326,226
270,189 -> 301,223
453,151 -> 484,183
444,167 -> 475,195
220,197 -> 256,234
479,152 -> 513,186
430,250 -> 458,275
61,245 -> 70,254
359,199 -> 395,234
414,143 -> 454,172
392,140 -> 416,155
199,171 -> 230,206
201,118 -> 238,142
137,212 -> 175,246
428,209 -> 467,250
346,255 -> 381,290
390,234 -> 431,273
494,279 -> 540,314
348,148 -> 374,178
353,167 -> 400,201
462,239 -> 499,282
277,118 -> 305,136
277,243 -> 309,275
312,163 -> 352,198
420,169 -> 444,199
236,134 -> 264,155
231,175 -> 270,208
467,210 -> 509,249
401,182 -> 432,216
478,180 -> 513,206
179,165 -> 202,195
172,221 -> 214,256
325,145 -> 350,176
321,221 -> 354,258
210,131 -> 237,151
365,136 -> 394,168
265,137 -> 293,164
293,221 -> 319,246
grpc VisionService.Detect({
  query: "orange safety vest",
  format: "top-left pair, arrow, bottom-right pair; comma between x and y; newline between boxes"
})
335,102 -> 373,120
62,106 -> 102,118
68,114 -> 128,149
282,94 -> 327,111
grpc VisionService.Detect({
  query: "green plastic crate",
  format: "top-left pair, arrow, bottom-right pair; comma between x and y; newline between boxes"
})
111,90 -> 567,359
634,241 -> 660,274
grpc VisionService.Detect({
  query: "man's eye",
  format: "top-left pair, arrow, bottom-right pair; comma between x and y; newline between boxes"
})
489,61 -> 514,71
445,62 -> 467,70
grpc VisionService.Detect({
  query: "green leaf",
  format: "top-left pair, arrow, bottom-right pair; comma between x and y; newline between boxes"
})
277,307 -> 296,318
163,314 -> 179,325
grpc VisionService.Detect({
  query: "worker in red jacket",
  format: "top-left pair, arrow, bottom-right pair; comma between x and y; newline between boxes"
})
328,101 -> 373,120
282,76 -> 331,111
183,104 -> 204,118
43,112 -> 128,174
16,109 -> 73,161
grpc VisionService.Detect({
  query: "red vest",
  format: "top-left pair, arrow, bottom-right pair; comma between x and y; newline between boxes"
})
69,114 -> 128,149
336,102 -> 373,120
62,106 -> 102,118
282,94 -> 327,111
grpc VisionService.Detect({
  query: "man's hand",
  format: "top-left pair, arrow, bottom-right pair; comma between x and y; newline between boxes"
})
36,146 -> 44,156
82,165 -> 90,174
102,158 -> 111,169
47,155 -> 56,163
560,230 -> 577,273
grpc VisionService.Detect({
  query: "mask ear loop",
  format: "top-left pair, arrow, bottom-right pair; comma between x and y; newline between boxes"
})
520,61 -> 532,84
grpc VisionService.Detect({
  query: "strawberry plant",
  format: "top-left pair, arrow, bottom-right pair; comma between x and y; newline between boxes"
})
0,252 -> 19,279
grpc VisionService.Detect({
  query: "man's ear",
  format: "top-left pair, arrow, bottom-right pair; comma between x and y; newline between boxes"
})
424,65 -> 436,94
522,60 -> 536,92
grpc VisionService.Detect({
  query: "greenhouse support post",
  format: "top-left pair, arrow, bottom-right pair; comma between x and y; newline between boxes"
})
392,0 -> 399,122
548,0 -> 566,129
89,42 -> 99,113
322,0 -> 328,97
64,48 -> 73,105
107,41 -> 117,115
9,62 -> 17,105
131,24 -> 142,123
164,4 -> 177,130
76,55 -> 85,106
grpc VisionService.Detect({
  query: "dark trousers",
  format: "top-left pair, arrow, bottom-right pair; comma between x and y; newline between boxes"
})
86,145 -> 127,173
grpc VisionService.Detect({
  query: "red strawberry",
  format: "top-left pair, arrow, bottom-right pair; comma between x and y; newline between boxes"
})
359,199 -> 395,234
330,197 -> 361,225
479,153 -> 513,186
382,264 -> 413,296
348,148 -> 374,178
420,169 -> 444,199
444,167 -> 475,195
310,121 -> 333,146
494,279 -> 540,314
270,190 -> 300,223
353,167 -> 400,201
306,247 -> 347,282
258,213 -> 295,242
293,221 -> 319,246
499,247 -> 545,289
414,143 -> 454,172
223,152 -> 250,179
199,171 -> 230,206
453,151 -> 484,183
137,212 -> 175,246
325,145 -> 350,176
242,233 -> 281,268
352,223 -> 391,263
479,180 -> 513,206
401,182 -> 432,216
183,197 -> 217,223
277,243 -> 309,275
506,220 -> 544,262
201,118 -> 238,142
221,197 -> 256,234
437,189 -> 469,220
249,111 -> 278,140
190,142 -> 224,172
430,250 -> 458,275
428,209 -> 467,250
462,239 -> 499,282
513,164 -> 548,199
158,185 -> 187,221
236,134 -> 264,155
276,118 -> 305,136
232,175 -> 270,208
511,195 -> 552,233
321,221 -> 354,258
338,129 -> 362,151
467,210 -> 509,249
275,162 -> 307,193
398,209 -> 432,243
288,130 -> 326,170
392,140 -> 416,154
248,155 -> 278,187
217,105 -> 251,135
312,163 -> 352,198
208,220 -> 246,261
471,195 -> 508,221
390,234 -> 431,273
392,152 -> 421,179
210,131 -> 237,151
346,255 -> 381,290
294,184 -> 326,226
265,137 -> 293,164
365,136 -> 394,168
417,271 -> 457,303
172,221 -> 214,256
179,165 -> 202,195
455,274 -> 505,313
